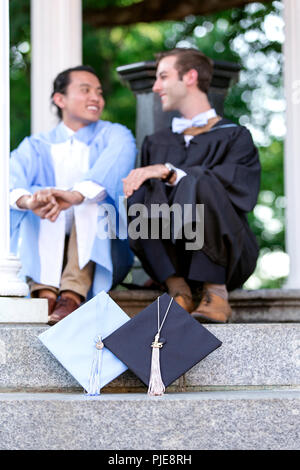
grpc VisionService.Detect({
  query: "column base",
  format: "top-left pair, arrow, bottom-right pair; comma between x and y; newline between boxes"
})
0,255 -> 29,297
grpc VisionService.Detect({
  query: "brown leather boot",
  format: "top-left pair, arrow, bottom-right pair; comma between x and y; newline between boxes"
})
165,276 -> 194,313
48,296 -> 80,325
173,294 -> 194,313
36,289 -> 57,316
191,290 -> 232,323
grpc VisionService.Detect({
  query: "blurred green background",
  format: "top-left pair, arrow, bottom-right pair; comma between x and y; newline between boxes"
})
9,0 -> 286,288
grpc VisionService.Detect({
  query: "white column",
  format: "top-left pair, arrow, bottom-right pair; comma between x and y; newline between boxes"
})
283,0 -> 300,287
0,0 -> 28,296
31,0 -> 82,133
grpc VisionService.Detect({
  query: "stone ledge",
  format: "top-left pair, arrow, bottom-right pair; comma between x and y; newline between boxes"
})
0,390 -> 299,450
0,297 -> 48,323
109,288 -> 300,322
1,288 -> 299,324
0,323 -> 299,392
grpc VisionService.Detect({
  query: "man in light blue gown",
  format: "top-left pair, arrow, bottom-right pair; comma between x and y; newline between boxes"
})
10,65 -> 136,324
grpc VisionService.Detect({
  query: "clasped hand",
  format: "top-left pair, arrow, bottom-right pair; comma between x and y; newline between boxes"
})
122,164 -> 169,198
17,188 -> 84,222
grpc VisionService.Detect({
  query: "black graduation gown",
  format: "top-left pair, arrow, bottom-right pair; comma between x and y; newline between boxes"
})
129,119 -> 261,291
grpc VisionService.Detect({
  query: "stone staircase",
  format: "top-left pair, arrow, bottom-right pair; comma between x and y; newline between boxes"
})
0,289 -> 299,450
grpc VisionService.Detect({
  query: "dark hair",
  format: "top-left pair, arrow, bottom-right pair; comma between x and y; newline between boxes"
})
51,65 -> 100,119
155,48 -> 213,94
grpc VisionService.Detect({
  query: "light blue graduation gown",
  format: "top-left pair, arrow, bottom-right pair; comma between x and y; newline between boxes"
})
10,120 -> 136,295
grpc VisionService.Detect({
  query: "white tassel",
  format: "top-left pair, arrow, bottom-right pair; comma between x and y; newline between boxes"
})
87,335 -> 104,395
148,334 -> 165,396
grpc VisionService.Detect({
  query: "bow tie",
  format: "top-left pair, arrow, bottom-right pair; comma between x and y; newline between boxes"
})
172,116 -> 209,134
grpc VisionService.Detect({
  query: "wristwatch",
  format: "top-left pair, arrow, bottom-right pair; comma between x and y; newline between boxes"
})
162,162 -> 177,182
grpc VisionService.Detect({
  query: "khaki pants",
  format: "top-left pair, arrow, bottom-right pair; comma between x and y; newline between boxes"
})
30,224 -> 94,300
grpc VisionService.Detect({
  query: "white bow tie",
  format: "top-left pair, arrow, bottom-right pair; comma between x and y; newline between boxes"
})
172,116 -> 209,134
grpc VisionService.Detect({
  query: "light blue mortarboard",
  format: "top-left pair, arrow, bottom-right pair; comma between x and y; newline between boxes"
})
38,291 -> 130,395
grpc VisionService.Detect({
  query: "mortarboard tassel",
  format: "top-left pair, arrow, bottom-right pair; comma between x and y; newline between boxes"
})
87,335 -> 104,395
148,333 -> 165,396
148,296 -> 173,396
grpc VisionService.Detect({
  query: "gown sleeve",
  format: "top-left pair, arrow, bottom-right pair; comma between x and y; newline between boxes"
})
184,127 -> 261,212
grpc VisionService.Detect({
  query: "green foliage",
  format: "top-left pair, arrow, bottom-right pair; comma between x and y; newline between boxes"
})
249,140 -> 285,249
10,0 -> 31,149
83,0 -> 143,7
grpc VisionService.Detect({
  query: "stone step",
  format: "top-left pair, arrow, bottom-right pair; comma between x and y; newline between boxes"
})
0,297 -> 48,323
109,288 -> 300,322
1,323 -> 299,392
1,289 -> 299,325
0,389 -> 299,450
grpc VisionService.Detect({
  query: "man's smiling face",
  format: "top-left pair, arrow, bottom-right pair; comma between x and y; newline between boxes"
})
55,70 -> 105,130
152,55 -> 188,112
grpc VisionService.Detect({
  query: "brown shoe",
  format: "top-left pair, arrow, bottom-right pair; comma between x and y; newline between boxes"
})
48,297 -> 80,326
173,294 -> 194,313
36,291 -> 57,316
191,290 -> 232,323
46,297 -> 57,316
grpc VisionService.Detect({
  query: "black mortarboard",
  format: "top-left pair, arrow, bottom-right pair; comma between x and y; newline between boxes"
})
103,292 -> 222,395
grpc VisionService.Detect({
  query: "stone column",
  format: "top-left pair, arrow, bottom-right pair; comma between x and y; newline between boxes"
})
283,0 -> 300,287
0,0 -> 28,297
31,0 -> 82,133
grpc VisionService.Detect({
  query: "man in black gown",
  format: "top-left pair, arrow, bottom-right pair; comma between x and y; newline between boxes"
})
123,48 -> 260,323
